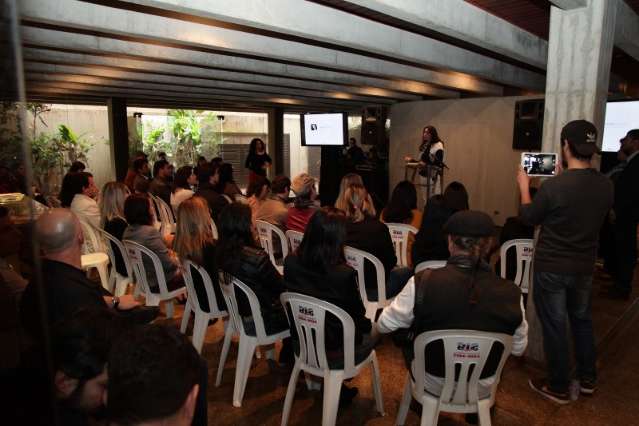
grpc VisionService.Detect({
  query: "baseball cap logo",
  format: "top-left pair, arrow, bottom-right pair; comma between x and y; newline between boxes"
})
586,131 -> 596,143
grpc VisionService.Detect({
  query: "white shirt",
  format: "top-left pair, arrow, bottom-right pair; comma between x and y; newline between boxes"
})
376,276 -> 529,356
170,188 -> 194,211
70,193 -> 100,229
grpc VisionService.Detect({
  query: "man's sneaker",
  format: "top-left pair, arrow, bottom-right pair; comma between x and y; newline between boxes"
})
580,380 -> 597,395
529,378 -> 570,405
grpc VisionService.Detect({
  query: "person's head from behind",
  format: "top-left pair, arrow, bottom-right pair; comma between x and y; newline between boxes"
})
271,175 -> 291,198
197,163 -> 219,187
107,324 -> 200,426
52,308 -> 124,415
560,120 -> 599,165
442,181 -> 469,212
291,173 -> 317,207
100,182 -> 130,223
349,137 -> 357,147
124,194 -> 154,226
173,166 -> 196,191
197,156 -> 207,169
343,183 -> 375,223
60,172 -> 97,207
335,173 -> 363,211
157,151 -> 167,161
444,210 -> 495,260
210,157 -> 223,170
217,163 -> 235,187
249,138 -> 266,155
298,207 -> 347,272
246,176 -> 270,200
153,159 -> 170,180
384,180 -> 417,223
216,202 -> 254,262
69,161 -> 86,173
35,208 -> 84,258
132,158 -> 149,175
174,196 -> 214,263
620,129 -> 639,157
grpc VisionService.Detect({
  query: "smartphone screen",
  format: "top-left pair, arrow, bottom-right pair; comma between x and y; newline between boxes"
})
521,152 -> 557,177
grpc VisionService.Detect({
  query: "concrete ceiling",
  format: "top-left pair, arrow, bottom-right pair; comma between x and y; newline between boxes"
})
17,0 -> 638,112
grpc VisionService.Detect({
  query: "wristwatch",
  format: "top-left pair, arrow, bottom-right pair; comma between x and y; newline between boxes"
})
110,296 -> 120,310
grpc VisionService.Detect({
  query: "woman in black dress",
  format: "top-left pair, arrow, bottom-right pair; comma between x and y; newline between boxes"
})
245,138 -> 272,186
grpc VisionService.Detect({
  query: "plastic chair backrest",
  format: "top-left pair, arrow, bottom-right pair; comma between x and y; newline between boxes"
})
210,218 -> 218,240
151,194 -> 175,235
183,259 -> 224,316
414,260 -> 447,274
386,223 -> 418,267
281,292 -> 356,373
343,246 -> 387,305
412,330 -> 513,408
96,227 -> 133,278
222,194 -> 233,204
218,272 -> 269,339
255,220 -> 289,267
123,239 -> 169,295
79,220 -> 105,254
285,230 -> 304,253
499,239 -> 534,293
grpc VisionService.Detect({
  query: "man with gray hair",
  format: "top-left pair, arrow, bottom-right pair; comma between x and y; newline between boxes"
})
21,209 -> 140,336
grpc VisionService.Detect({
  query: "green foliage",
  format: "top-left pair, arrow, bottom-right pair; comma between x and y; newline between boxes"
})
56,124 -> 92,165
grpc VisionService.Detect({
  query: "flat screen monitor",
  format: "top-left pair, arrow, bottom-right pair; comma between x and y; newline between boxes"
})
602,100 -> 639,152
301,113 -> 347,146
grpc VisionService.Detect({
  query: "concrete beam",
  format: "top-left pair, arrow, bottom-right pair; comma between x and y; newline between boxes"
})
549,0 -> 588,10
614,0 -> 639,62
21,28 -> 458,99
337,0 -> 548,69
20,0 -> 513,94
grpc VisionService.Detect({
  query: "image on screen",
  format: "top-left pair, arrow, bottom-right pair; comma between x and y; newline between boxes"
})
521,152 -> 557,176
301,113 -> 346,146
602,100 -> 639,152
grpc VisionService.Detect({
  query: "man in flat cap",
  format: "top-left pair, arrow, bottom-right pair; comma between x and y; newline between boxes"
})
374,210 -> 528,401
517,120 -> 613,403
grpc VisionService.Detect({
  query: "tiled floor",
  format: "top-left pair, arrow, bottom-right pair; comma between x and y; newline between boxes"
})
162,266 -> 639,425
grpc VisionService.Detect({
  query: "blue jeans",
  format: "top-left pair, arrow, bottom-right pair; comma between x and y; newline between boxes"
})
533,271 -> 597,392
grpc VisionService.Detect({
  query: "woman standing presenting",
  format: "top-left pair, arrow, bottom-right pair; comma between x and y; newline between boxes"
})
405,125 -> 445,201
245,138 -> 272,186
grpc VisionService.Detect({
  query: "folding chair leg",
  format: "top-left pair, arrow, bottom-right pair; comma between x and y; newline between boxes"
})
477,399 -> 492,426
370,352 -> 385,416
322,372 -> 343,426
280,361 -> 301,426
180,303 -> 192,334
191,313 -> 209,354
114,276 -> 129,297
96,263 -> 110,291
420,395 -> 440,426
395,375 -> 412,426
232,336 -> 257,407
215,322 -> 233,387
165,300 -> 175,319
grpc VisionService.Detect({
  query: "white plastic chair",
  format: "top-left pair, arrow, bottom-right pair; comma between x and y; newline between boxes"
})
79,220 -> 110,291
95,227 -> 134,296
151,194 -> 175,236
499,239 -> 534,294
217,272 -> 290,407
386,223 -> 418,267
285,229 -> 304,253
123,239 -> 186,319
396,330 -> 513,426
255,220 -> 288,274
210,218 -> 219,240
414,260 -> 447,274
280,292 -> 384,426
180,260 -> 230,355
343,246 -> 390,321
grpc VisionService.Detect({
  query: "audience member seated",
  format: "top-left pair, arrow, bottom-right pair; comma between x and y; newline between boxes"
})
123,151 -> 147,190
125,157 -> 150,193
194,163 -> 228,222
256,175 -> 291,229
68,160 -> 86,173
174,197 -> 225,312
215,163 -> 242,199
171,165 -> 196,211
122,195 -> 183,293
380,180 -> 422,229
20,209 -> 142,338
107,324 -> 202,426
246,176 -> 270,224
341,182 -> 411,301
412,181 -> 469,266
149,159 -> 172,206
216,202 -> 292,364
100,182 -> 130,277
60,172 -> 101,228
284,207 -> 371,402
335,173 -> 373,213
286,173 -> 318,232
375,210 -> 528,400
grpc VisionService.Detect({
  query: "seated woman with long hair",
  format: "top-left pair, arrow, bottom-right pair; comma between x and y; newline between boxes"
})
380,180 -> 422,229
215,163 -> 242,199
99,181 -> 130,277
170,165 -> 197,211
216,202 -> 291,363
246,176 -> 270,224
284,208 -> 371,400
341,183 -> 412,301
123,194 -> 183,293
335,173 -> 373,213
174,196 -> 224,312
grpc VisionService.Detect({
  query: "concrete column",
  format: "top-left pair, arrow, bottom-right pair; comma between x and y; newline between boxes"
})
107,98 -> 129,181
268,107 -> 284,177
528,0 -> 617,363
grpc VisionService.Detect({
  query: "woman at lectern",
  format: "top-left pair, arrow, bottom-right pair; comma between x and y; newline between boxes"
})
245,138 -> 272,186
404,125 -> 445,200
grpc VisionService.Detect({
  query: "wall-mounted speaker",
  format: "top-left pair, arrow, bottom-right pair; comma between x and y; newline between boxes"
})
513,99 -> 544,150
